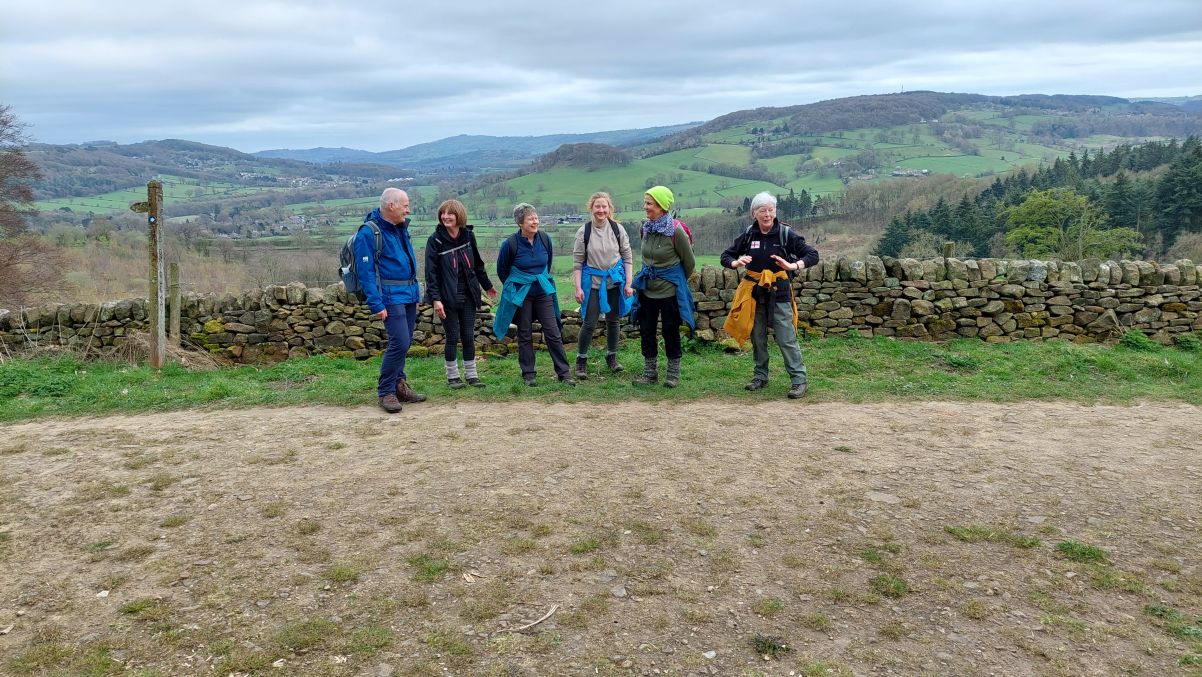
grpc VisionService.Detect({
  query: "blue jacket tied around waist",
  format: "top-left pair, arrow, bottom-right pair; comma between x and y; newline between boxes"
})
492,269 -> 561,340
629,263 -> 696,334
580,260 -> 631,317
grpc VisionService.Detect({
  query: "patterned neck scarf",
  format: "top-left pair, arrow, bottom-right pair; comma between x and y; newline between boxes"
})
641,213 -> 675,238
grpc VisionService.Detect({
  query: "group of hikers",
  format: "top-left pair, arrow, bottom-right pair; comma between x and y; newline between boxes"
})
352,186 -> 819,413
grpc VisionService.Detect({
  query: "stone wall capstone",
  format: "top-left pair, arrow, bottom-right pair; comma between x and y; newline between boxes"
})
2,257 -> 1198,362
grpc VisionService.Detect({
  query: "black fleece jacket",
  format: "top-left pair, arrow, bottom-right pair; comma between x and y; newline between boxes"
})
423,225 -> 494,310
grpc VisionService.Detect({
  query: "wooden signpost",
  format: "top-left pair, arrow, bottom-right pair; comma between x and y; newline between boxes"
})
130,180 -> 167,368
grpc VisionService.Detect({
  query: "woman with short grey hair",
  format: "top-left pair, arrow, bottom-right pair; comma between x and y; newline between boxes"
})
492,203 -> 574,386
749,191 -> 777,214
512,202 -> 538,227
720,191 -> 819,399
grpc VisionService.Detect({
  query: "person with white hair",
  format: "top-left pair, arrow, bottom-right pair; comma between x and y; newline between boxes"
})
355,187 -> 426,412
720,191 -> 819,399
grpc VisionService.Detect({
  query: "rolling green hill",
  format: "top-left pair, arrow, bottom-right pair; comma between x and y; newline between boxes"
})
29,91 -> 1202,262
458,92 -> 1202,222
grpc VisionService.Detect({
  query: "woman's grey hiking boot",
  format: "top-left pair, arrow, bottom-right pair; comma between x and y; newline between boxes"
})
632,357 -> 658,385
606,353 -> 624,373
664,358 -> 681,388
574,356 -> 588,380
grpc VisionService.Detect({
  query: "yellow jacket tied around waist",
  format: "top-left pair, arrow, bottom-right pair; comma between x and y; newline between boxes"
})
724,269 -> 797,346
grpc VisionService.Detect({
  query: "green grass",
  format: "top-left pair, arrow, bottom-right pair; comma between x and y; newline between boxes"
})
1056,540 -> 1108,563
324,562 -> 361,583
945,524 -> 1040,549
2,335 -> 1199,422
407,553 -> 452,582
869,574 -> 909,598
274,618 -> 337,652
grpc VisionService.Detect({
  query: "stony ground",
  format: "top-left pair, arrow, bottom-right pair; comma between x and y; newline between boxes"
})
1,400 -> 1201,676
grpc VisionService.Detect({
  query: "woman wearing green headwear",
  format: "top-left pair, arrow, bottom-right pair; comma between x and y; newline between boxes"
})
629,186 -> 695,387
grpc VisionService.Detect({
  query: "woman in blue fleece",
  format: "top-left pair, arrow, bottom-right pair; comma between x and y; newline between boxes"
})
492,203 -> 574,386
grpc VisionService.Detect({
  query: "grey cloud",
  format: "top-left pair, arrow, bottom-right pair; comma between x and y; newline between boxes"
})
1,0 -> 1199,151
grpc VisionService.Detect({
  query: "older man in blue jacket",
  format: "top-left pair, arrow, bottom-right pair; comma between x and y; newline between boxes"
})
355,188 -> 426,412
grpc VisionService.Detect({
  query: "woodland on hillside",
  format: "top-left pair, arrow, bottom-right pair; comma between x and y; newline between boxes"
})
874,138 -> 1202,262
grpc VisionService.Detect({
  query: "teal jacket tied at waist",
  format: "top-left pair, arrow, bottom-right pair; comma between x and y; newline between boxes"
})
492,269 -> 561,340
581,260 -> 631,318
630,263 -> 696,334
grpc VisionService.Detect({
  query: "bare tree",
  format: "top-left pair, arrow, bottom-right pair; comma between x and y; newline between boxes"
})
0,105 -> 65,307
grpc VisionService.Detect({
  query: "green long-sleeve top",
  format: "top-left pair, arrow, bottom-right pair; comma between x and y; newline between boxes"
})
639,228 -> 695,299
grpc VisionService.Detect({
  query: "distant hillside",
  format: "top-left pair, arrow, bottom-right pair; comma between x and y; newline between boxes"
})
1135,95 -> 1202,113
460,90 -> 1202,230
255,123 -> 700,173
29,139 -> 404,200
658,92 -> 1196,151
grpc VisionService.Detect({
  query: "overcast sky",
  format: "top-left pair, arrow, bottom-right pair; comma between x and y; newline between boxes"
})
3,1 -> 1200,153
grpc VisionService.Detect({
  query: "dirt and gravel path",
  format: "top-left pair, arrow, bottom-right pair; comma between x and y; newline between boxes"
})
2,400 -> 1201,676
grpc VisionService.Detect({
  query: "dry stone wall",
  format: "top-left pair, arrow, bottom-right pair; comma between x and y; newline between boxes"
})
2,257 -> 1198,363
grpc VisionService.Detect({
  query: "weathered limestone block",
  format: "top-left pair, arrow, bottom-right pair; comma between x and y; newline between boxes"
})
946,258 -> 969,282
978,259 -> 998,280
1131,260 -> 1155,286
865,256 -> 886,286
830,256 -> 847,282
899,258 -> 924,281
722,266 -> 739,288
1133,308 -> 1161,324
921,259 -> 943,282
911,300 -> 936,316
1120,260 -> 1140,286
1079,258 -> 1100,283
1162,265 -> 1181,286
998,284 -> 1025,299
963,259 -> 981,282
1174,260 -> 1195,285
847,259 -> 867,285
1028,260 -> 1048,282
1007,260 -> 1030,282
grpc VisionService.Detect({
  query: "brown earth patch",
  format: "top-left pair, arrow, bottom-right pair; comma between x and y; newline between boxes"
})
1,400 -> 1201,676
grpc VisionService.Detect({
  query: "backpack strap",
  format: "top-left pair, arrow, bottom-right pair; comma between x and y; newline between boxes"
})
541,231 -> 553,273
581,220 -> 622,268
507,231 -> 553,273
359,220 -> 384,285
740,223 -> 793,257
362,218 -> 415,287
362,219 -> 383,256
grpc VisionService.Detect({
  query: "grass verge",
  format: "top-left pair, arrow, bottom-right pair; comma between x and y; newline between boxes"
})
1,334 -> 1200,421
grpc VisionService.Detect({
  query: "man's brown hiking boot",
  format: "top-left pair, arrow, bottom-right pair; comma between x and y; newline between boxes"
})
396,378 -> 427,403
378,393 -> 403,413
